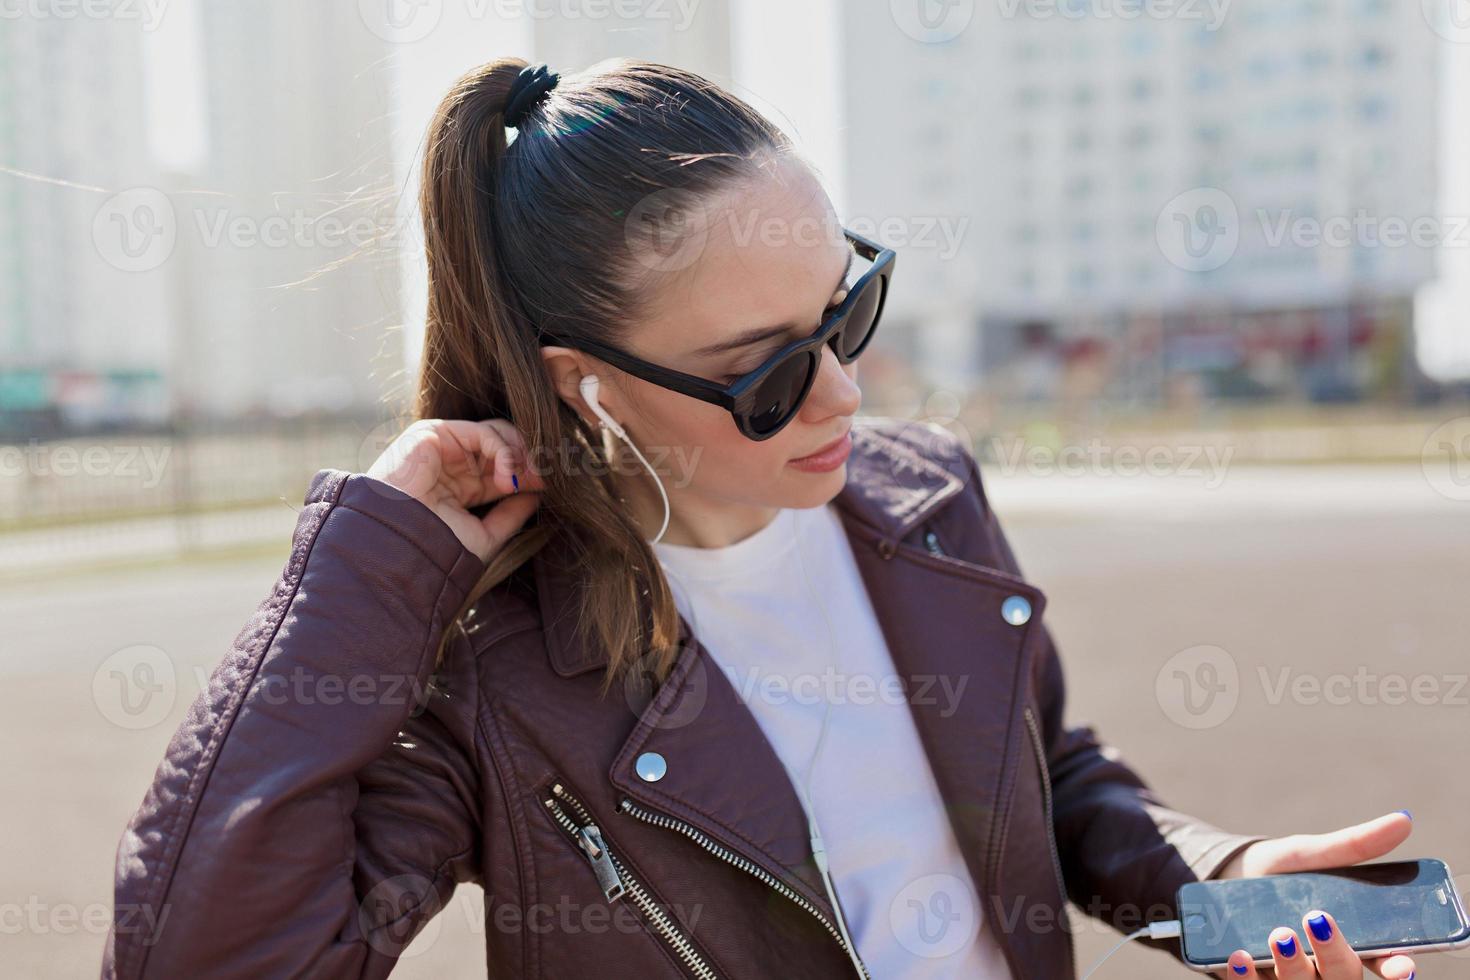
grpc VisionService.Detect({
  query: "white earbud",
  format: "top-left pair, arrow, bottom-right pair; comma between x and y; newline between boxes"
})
579,374 -> 670,544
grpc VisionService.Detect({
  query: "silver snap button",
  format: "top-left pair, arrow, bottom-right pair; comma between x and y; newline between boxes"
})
1001,595 -> 1032,626
635,751 -> 667,782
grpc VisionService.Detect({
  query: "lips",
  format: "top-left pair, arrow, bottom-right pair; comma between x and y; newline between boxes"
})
794,429 -> 851,462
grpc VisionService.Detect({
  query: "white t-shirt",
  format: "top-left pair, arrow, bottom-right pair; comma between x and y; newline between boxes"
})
652,502 -> 1013,979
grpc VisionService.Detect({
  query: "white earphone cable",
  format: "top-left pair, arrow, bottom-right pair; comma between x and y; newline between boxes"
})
587,371 -> 864,975
579,374 -> 670,544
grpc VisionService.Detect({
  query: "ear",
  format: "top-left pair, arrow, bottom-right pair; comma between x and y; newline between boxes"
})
540,345 -> 612,425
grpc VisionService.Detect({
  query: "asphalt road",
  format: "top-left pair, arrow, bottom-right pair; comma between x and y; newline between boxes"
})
4,465 -> 1467,978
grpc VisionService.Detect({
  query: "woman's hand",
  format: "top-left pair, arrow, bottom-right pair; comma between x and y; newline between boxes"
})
1213,811 -> 1417,979
367,418 -> 545,564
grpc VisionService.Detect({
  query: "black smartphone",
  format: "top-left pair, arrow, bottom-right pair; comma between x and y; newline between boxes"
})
1177,858 -> 1470,971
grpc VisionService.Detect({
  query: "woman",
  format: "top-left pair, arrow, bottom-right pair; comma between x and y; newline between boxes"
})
104,58 -> 1419,979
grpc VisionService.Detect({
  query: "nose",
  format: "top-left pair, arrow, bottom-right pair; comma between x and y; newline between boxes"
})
798,344 -> 862,422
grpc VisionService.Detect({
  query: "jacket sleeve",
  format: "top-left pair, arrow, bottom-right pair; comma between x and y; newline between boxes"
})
964,450 -> 1264,946
104,469 -> 490,980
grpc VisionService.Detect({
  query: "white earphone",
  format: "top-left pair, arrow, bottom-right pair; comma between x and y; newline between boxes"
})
579,374 -> 671,544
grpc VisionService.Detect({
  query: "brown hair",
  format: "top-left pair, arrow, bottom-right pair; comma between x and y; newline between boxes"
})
414,57 -> 794,695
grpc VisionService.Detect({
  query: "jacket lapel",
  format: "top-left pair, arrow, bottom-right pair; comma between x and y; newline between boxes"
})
534,421 -> 1045,935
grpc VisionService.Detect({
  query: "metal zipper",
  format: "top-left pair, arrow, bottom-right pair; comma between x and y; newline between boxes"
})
618,796 -> 872,980
544,782 -> 720,980
1022,706 -> 1073,974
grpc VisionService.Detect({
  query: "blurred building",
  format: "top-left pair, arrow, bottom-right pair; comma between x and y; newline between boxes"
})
1,1 -> 408,438
965,0 -> 1441,405
0,12 -> 172,435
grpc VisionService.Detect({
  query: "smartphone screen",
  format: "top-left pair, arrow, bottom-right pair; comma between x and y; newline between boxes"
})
1178,859 -> 1470,967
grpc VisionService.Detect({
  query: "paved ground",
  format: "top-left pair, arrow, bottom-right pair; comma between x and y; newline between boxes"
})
4,464 -> 1467,978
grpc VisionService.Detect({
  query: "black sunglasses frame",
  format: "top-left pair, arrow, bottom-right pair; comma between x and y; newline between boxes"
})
538,228 -> 895,441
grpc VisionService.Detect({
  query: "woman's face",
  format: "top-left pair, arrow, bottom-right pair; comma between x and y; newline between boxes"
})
542,157 -> 864,543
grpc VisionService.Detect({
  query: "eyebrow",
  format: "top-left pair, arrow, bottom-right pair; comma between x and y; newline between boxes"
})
690,247 -> 857,358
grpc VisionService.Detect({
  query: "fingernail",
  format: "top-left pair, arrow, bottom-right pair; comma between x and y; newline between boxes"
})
1275,935 -> 1297,958
1307,912 -> 1333,942
1397,809 -> 1413,821
1231,965 -> 1248,976
512,472 -> 520,493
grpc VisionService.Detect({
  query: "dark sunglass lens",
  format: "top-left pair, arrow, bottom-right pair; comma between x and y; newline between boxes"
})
747,352 -> 816,436
835,275 -> 883,360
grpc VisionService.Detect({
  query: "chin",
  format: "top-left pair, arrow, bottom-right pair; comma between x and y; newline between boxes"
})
783,463 -> 848,506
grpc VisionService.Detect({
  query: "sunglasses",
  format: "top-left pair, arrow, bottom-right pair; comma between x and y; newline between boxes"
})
538,228 -> 895,441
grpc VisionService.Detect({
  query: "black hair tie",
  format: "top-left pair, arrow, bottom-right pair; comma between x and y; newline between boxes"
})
504,63 -> 560,129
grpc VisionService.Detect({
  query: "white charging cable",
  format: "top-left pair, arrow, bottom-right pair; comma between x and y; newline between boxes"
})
579,374 -> 670,544
1079,920 -> 1182,979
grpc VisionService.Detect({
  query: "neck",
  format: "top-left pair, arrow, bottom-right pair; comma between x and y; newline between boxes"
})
607,439 -> 780,549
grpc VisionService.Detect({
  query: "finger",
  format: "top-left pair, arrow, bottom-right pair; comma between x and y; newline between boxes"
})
1268,927 -> 1314,980
1223,949 -> 1261,977
478,483 -> 542,552
430,419 -> 531,501
1259,812 -> 1413,874
478,419 -> 548,493
1365,953 -> 1416,979
1301,910 -> 1359,979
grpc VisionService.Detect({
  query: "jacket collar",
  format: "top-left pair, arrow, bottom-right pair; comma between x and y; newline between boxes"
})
534,419 -> 969,678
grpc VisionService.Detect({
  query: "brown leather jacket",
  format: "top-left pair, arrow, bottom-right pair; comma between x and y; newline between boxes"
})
104,417 -> 1259,979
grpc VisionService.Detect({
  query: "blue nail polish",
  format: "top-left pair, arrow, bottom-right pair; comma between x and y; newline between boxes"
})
1231,965 -> 1248,975
512,473 -> 519,493
1275,935 -> 1297,958
1397,809 -> 1413,821
1307,912 -> 1333,942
